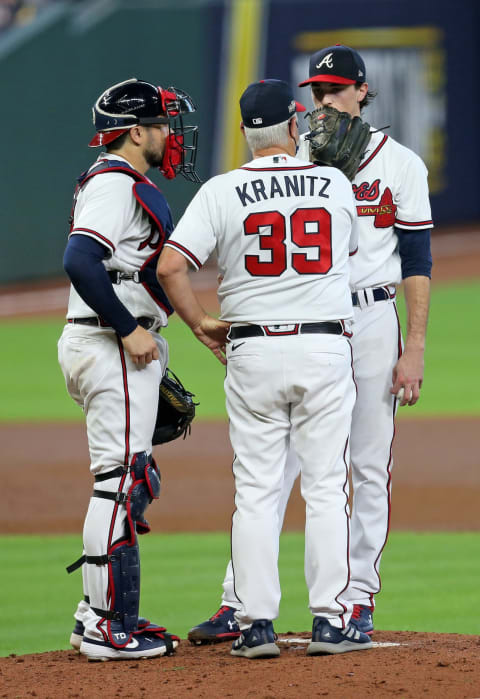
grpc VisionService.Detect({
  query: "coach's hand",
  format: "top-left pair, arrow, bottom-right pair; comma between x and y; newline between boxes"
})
192,315 -> 231,365
122,325 -> 159,368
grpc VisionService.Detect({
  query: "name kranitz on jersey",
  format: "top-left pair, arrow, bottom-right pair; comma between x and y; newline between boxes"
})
298,130 -> 433,290
66,153 -> 170,324
165,154 -> 358,324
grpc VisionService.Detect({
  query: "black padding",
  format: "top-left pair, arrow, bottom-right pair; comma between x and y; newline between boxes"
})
108,541 -> 140,635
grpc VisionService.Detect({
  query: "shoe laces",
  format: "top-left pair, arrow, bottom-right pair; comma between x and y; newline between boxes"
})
352,604 -> 372,620
352,605 -> 362,620
210,605 -> 231,621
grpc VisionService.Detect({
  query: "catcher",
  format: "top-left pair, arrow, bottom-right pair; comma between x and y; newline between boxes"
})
60,76 -> 199,661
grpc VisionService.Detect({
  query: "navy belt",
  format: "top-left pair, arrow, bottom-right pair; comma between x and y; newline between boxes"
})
229,321 -> 343,340
67,316 -> 157,330
351,287 -> 392,307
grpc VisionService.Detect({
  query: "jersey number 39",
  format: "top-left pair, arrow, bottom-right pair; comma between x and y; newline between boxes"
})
244,207 -> 332,276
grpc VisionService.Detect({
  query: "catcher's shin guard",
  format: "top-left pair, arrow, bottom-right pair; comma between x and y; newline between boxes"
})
95,539 -> 141,646
68,453 -> 161,648
94,452 -> 161,646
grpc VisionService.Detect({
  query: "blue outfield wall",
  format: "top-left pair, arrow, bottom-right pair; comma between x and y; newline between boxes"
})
263,0 -> 479,227
1,0 -> 478,284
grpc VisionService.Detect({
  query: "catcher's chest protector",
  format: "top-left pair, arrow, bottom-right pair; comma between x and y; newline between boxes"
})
72,160 -> 175,314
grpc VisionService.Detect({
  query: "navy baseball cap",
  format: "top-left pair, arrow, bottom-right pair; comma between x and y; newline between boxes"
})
240,79 -> 306,129
298,45 -> 366,87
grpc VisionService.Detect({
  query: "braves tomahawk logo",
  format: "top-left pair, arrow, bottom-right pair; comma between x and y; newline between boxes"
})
353,180 -> 397,228
138,223 -> 163,251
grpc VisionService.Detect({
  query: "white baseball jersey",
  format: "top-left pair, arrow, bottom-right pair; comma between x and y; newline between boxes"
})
165,153 -> 357,324
66,153 -> 168,325
298,131 -> 433,290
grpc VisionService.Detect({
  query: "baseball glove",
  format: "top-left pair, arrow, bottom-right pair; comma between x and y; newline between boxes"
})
152,369 -> 198,445
304,105 -> 371,181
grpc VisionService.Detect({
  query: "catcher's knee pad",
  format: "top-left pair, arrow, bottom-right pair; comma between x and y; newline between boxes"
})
125,451 -> 161,540
92,452 -> 160,541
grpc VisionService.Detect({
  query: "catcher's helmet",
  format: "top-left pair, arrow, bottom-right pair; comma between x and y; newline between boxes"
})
89,78 -> 168,146
89,78 -> 200,182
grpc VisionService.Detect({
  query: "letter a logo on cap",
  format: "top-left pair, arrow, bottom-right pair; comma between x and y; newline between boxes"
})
316,53 -> 334,70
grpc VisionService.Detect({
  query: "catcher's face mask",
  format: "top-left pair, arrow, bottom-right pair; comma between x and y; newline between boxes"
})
158,86 -> 201,183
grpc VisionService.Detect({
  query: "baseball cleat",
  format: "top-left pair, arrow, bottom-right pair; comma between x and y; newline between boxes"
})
188,605 -> 241,645
307,616 -> 373,655
70,620 -> 84,652
80,634 -> 178,662
71,617 -> 179,653
350,604 -> 374,635
134,620 -> 180,654
230,619 -> 280,659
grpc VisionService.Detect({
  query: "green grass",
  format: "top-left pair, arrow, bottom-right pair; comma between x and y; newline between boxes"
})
395,280 -> 480,416
2,532 -> 478,656
1,316 -> 227,422
0,279 -> 479,422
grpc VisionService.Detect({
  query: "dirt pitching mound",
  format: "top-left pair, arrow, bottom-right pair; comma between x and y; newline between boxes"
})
2,631 -> 479,698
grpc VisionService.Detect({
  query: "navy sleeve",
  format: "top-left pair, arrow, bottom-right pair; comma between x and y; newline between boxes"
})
396,227 -> 432,279
63,235 -> 138,337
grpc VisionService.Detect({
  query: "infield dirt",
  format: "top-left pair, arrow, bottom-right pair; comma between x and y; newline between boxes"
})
3,631 -> 480,699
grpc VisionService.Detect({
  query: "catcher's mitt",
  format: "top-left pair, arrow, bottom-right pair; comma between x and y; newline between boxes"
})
304,105 -> 371,181
152,368 -> 198,445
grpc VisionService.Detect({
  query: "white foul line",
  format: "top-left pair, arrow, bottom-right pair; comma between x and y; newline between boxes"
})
277,637 -> 404,648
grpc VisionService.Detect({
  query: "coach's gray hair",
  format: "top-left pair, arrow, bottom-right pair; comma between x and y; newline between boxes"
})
244,118 -> 292,154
